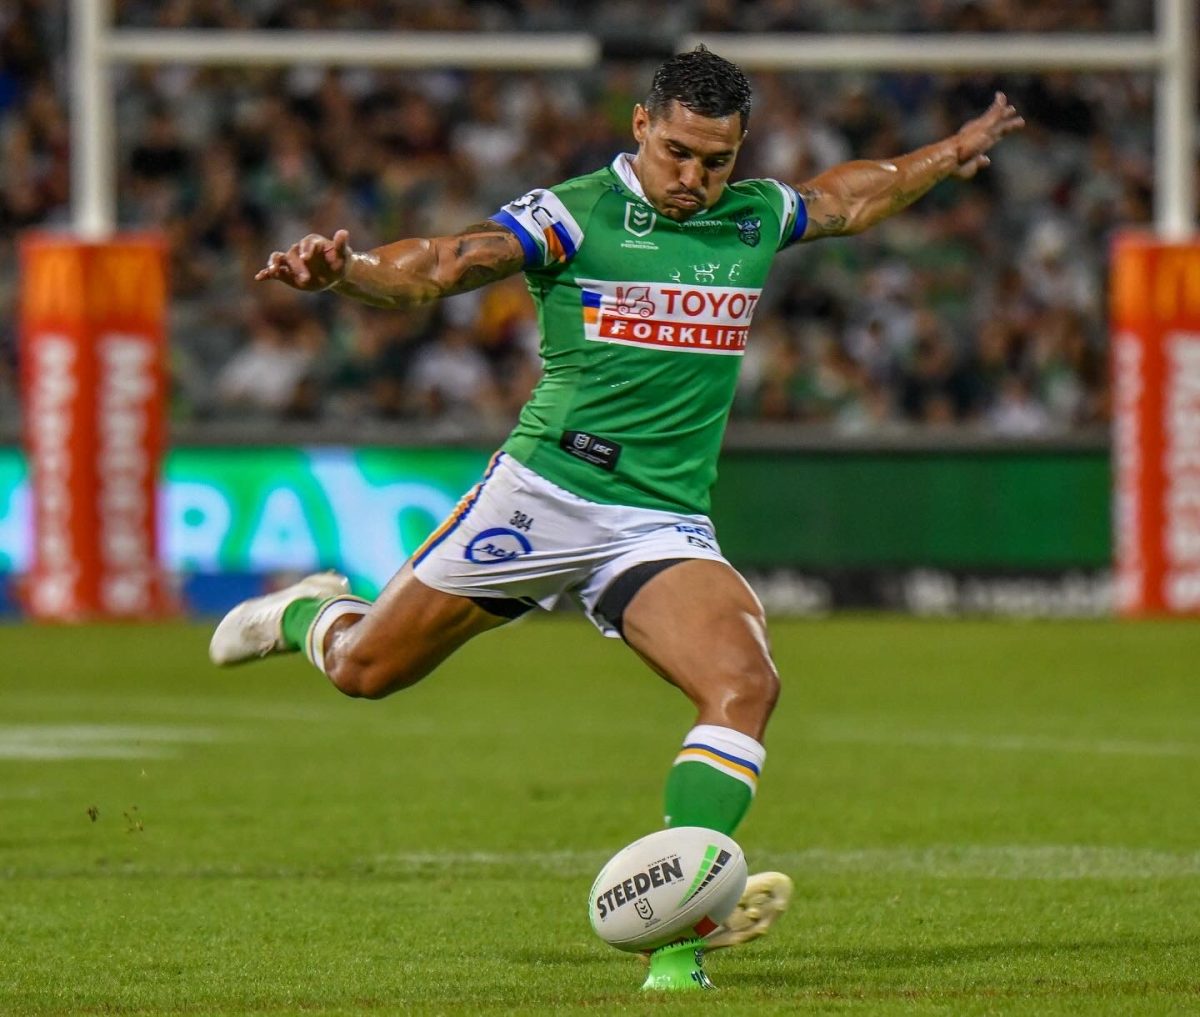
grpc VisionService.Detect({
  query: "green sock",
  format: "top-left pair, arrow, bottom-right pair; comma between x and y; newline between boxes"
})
280,597 -> 325,651
663,725 -> 765,836
664,762 -> 753,835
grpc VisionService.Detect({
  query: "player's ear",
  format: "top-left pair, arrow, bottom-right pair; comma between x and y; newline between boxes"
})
632,103 -> 650,144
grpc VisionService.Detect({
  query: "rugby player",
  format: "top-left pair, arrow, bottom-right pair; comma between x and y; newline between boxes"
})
212,48 -> 1023,952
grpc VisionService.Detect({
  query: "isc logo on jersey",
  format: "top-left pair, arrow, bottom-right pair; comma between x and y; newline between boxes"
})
578,279 -> 762,356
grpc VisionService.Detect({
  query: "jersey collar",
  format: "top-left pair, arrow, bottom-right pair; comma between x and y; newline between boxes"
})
611,153 -> 649,201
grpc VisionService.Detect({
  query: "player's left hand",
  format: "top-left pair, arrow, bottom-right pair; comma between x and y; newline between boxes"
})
950,92 -> 1025,180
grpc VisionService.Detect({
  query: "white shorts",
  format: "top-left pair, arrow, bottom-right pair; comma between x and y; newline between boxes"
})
410,452 -> 729,637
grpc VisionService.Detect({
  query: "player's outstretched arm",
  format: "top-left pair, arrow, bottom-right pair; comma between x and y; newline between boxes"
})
254,222 -> 526,309
797,92 -> 1024,241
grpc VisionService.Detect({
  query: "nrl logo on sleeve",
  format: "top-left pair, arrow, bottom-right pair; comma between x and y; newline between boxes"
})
624,202 -> 657,237
736,215 -> 762,247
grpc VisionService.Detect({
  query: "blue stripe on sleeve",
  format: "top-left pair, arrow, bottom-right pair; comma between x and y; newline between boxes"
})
490,211 -> 540,268
550,221 -> 577,260
790,186 -> 809,244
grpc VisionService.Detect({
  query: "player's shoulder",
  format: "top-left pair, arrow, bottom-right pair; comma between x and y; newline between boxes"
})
724,177 -> 798,211
723,178 -> 807,250
546,165 -> 622,205
502,165 -> 616,213
493,166 -> 617,270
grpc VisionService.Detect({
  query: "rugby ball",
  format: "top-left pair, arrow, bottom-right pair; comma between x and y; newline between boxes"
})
588,827 -> 747,952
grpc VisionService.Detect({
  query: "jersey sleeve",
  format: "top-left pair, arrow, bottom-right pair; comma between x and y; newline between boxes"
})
750,178 -> 809,251
490,186 -> 587,271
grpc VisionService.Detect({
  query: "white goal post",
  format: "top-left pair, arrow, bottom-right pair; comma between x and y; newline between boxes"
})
71,0 -> 1194,240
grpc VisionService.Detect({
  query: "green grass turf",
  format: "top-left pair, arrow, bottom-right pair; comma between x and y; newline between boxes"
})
1,616 -> 1198,1015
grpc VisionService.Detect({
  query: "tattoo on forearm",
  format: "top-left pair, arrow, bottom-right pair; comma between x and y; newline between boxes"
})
446,221 -> 524,294
798,187 -> 848,237
456,263 -> 512,290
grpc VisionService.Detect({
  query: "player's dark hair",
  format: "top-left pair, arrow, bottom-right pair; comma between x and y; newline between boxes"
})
645,45 -> 752,132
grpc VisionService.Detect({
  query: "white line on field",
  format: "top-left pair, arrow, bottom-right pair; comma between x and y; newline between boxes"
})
369,844 -> 1200,880
8,845 -> 1193,882
0,724 -> 222,761
385,849 -> 609,868
757,844 -> 1200,880
810,724 -> 1200,758
0,745 -> 171,760
3,694 -> 337,723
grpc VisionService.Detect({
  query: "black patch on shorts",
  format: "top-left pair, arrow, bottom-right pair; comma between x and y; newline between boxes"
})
595,558 -> 690,640
560,430 -> 621,471
471,596 -> 534,620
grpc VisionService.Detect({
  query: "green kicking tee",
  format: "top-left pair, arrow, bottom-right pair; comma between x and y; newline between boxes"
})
491,154 -> 807,515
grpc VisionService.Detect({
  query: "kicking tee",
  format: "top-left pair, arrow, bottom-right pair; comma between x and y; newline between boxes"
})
492,153 -> 807,514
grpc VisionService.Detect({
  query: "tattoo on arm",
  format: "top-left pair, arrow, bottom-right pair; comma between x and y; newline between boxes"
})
445,221 -> 525,295
799,188 -> 847,238
333,220 -> 525,308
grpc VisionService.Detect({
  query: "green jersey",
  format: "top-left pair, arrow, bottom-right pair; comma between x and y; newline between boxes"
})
492,154 -> 807,514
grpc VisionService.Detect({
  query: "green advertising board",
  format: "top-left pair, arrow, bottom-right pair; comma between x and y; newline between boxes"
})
0,449 -> 27,574
0,445 -> 1112,599
163,447 -> 491,595
710,450 -> 1112,569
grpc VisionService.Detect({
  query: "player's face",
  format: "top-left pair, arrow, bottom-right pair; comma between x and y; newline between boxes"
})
631,101 -> 744,221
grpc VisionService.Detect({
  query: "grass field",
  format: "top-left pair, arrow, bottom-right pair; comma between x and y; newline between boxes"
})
1,615 -> 1198,1016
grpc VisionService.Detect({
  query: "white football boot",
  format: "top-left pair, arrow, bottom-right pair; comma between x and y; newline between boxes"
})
209,572 -> 350,666
705,871 -> 794,951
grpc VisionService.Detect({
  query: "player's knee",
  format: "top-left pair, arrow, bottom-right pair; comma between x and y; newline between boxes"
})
732,657 -> 780,716
710,657 -> 777,719
325,648 -> 419,700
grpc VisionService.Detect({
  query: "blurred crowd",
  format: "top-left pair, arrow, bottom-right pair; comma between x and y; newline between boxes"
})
0,0 -> 1173,437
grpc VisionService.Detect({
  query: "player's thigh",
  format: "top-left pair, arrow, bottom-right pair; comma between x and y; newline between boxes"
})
619,559 -> 778,738
327,562 -> 510,695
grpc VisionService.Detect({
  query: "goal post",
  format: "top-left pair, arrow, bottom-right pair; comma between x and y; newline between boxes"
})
69,0 -> 1194,240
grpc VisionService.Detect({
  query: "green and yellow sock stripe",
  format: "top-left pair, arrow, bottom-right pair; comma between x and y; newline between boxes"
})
673,741 -> 760,793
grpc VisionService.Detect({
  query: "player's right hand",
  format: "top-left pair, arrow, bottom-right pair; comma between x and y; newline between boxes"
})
255,229 -> 352,291
950,92 -> 1024,180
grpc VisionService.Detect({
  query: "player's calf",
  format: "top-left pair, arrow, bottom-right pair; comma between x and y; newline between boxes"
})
321,633 -> 420,699
313,569 -> 514,699
319,616 -> 489,699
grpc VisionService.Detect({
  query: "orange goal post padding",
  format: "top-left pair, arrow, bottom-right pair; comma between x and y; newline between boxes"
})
19,234 -> 172,620
1111,234 -> 1200,616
